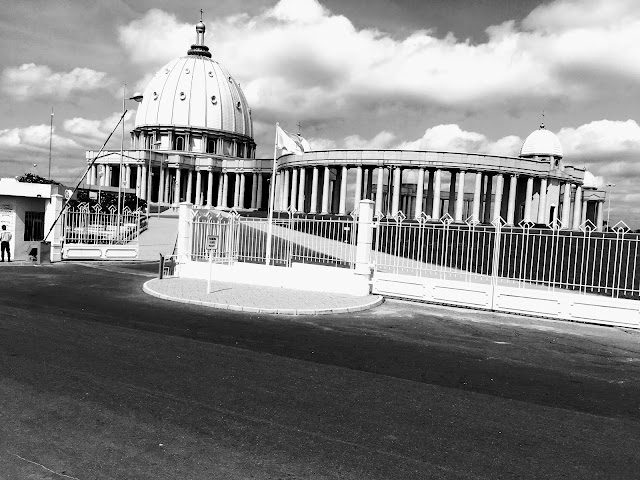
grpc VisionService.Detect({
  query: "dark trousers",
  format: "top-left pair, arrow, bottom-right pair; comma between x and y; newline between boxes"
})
1,241 -> 9,261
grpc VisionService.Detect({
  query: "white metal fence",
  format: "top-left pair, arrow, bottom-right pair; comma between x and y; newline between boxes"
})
373,213 -> 640,300
190,210 -> 357,268
64,203 -> 146,245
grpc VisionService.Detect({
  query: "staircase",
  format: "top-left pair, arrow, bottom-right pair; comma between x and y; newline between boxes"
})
136,215 -> 179,261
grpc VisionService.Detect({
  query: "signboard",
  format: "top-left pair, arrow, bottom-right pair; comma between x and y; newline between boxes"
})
206,235 -> 219,251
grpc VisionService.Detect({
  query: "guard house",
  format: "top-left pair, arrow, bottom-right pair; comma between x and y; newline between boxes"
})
0,178 -> 66,261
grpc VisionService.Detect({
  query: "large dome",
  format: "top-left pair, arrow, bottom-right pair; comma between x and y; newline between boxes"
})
520,124 -> 562,158
134,24 -> 253,138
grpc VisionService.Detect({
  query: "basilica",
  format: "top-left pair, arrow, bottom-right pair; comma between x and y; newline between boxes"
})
84,19 -> 606,230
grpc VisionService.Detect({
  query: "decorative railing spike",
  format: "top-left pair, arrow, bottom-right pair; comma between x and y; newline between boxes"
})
394,211 -> 406,222
579,219 -> 596,233
491,216 -> 507,228
440,212 -> 454,225
374,210 -> 385,220
613,220 -> 630,234
418,212 -> 430,223
518,219 -> 535,229
548,217 -> 563,230
465,215 -> 479,226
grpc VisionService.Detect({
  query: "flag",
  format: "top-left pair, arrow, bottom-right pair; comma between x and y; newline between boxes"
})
276,125 -> 311,154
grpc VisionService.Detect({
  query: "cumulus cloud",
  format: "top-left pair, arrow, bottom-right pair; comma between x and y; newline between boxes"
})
63,110 -> 135,144
119,9 -> 194,66
396,124 -> 522,156
1,63 -> 111,100
0,124 -> 80,151
118,0 -> 640,123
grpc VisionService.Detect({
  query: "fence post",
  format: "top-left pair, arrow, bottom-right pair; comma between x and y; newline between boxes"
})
44,194 -> 64,262
355,200 -> 375,280
177,202 -> 193,266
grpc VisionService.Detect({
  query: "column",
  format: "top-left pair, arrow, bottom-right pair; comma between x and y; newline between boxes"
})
195,171 -> 202,206
256,174 -> 263,210
425,170 -> 434,216
472,172 -> 482,222
375,167 -> 384,215
561,183 -> 572,228
581,199 -> 588,224
207,171 -> 214,206
492,174 -> 504,222
221,172 -> 229,208
537,178 -> 548,224
164,169 -> 170,203
291,169 -> 299,211
283,169 -> 291,210
321,167 -> 330,215
239,173 -> 246,208
234,173 -> 241,208
216,172 -> 223,206
310,167 -> 319,214
186,170 -> 193,205
298,167 -> 306,213
432,169 -> 442,219
506,175 -> 517,225
136,166 -> 142,197
448,171 -> 457,217
354,166 -> 363,209
339,166 -> 348,215
455,170 -> 465,222
596,201 -> 604,231
415,168 -> 425,219
125,165 -> 132,190
391,167 -> 401,216
524,176 -> 534,223
483,174 -> 493,224
141,164 -> 148,200
251,173 -> 258,209
572,185 -> 582,229
158,166 -> 165,204
174,168 -> 182,204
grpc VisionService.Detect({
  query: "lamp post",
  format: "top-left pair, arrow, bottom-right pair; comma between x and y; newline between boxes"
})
606,183 -> 616,231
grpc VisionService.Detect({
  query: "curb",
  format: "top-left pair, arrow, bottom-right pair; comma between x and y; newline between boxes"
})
142,279 -> 384,315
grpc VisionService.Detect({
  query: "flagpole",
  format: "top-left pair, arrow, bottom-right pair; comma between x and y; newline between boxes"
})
265,123 -> 279,266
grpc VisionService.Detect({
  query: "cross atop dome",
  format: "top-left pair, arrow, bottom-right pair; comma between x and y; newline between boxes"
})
188,14 -> 212,58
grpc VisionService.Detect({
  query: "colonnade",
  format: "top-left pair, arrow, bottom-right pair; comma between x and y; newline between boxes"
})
274,165 -> 605,230
86,163 -> 268,210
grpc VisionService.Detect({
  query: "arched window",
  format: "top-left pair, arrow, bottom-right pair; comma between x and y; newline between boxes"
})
174,135 -> 185,151
207,139 -> 217,154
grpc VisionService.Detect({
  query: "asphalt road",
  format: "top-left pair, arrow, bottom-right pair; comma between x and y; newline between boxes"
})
1,262 -> 639,479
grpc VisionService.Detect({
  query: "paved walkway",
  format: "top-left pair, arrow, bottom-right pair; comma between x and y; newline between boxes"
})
144,277 -> 384,315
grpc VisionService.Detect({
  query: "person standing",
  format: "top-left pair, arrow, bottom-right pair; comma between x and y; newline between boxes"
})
0,225 -> 11,262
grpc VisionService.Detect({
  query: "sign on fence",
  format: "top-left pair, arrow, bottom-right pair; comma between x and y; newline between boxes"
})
206,235 -> 219,251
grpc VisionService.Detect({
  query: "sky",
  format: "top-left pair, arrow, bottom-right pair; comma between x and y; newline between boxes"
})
1,0 -> 639,226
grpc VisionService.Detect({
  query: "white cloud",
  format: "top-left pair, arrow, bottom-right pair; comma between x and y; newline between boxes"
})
63,111 -> 135,144
118,9 -> 193,66
117,0 -> 640,127
1,63 -> 111,100
396,124 -> 522,156
344,131 -> 396,149
558,119 -> 640,160
0,124 -> 80,151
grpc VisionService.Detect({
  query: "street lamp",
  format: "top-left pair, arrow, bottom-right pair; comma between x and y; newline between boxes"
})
606,183 -> 616,231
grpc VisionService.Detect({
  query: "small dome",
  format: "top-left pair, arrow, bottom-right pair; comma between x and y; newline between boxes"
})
583,171 -> 600,189
520,123 -> 563,158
